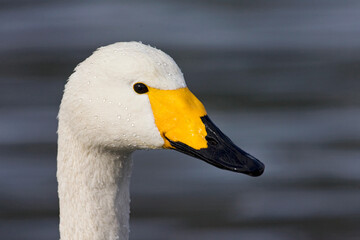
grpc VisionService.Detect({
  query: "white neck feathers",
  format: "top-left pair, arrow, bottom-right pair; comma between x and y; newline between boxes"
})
56,42 -> 188,240
57,125 -> 133,240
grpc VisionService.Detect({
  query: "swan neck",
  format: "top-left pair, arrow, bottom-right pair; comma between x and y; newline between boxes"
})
57,128 -> 133,240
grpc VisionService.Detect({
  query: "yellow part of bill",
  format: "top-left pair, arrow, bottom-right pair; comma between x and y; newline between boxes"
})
147,87 -> 208,150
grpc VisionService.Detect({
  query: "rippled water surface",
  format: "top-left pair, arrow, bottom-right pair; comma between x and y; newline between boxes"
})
1,1 -> 360,239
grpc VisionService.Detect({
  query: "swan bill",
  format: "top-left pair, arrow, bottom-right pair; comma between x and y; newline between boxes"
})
166,115 -> 264,176
147,87 -> 265,177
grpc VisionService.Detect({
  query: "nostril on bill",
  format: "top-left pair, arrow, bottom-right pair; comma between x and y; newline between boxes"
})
205,136 -> 218,146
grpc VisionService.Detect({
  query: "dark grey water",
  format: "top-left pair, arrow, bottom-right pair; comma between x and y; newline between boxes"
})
1,0 -> 360,239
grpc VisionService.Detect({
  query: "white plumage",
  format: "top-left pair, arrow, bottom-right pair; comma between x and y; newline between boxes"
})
58,42 -> 186,240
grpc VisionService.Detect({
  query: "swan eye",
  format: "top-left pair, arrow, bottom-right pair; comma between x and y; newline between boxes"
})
133,83 -> 149,94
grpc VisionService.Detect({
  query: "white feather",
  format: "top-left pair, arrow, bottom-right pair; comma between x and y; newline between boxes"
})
57,42 -> 186,240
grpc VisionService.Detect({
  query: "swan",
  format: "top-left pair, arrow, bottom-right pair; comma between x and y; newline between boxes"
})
57,41 -> 264,240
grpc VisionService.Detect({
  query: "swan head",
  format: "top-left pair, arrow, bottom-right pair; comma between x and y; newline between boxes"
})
59,42 -> 264,176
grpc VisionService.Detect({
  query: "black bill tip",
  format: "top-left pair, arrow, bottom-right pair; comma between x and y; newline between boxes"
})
209,148 -> 265,176
249,164 -> 265,176
237,157 -> 265,177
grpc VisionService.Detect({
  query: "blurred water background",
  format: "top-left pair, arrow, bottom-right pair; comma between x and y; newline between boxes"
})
1,0 -> 360,239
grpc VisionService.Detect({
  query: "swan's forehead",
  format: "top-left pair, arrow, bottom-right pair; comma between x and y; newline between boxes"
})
93,42 -> 186,90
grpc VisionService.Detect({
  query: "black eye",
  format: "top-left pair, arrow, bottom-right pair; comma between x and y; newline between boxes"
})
133,83 -> 149,94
